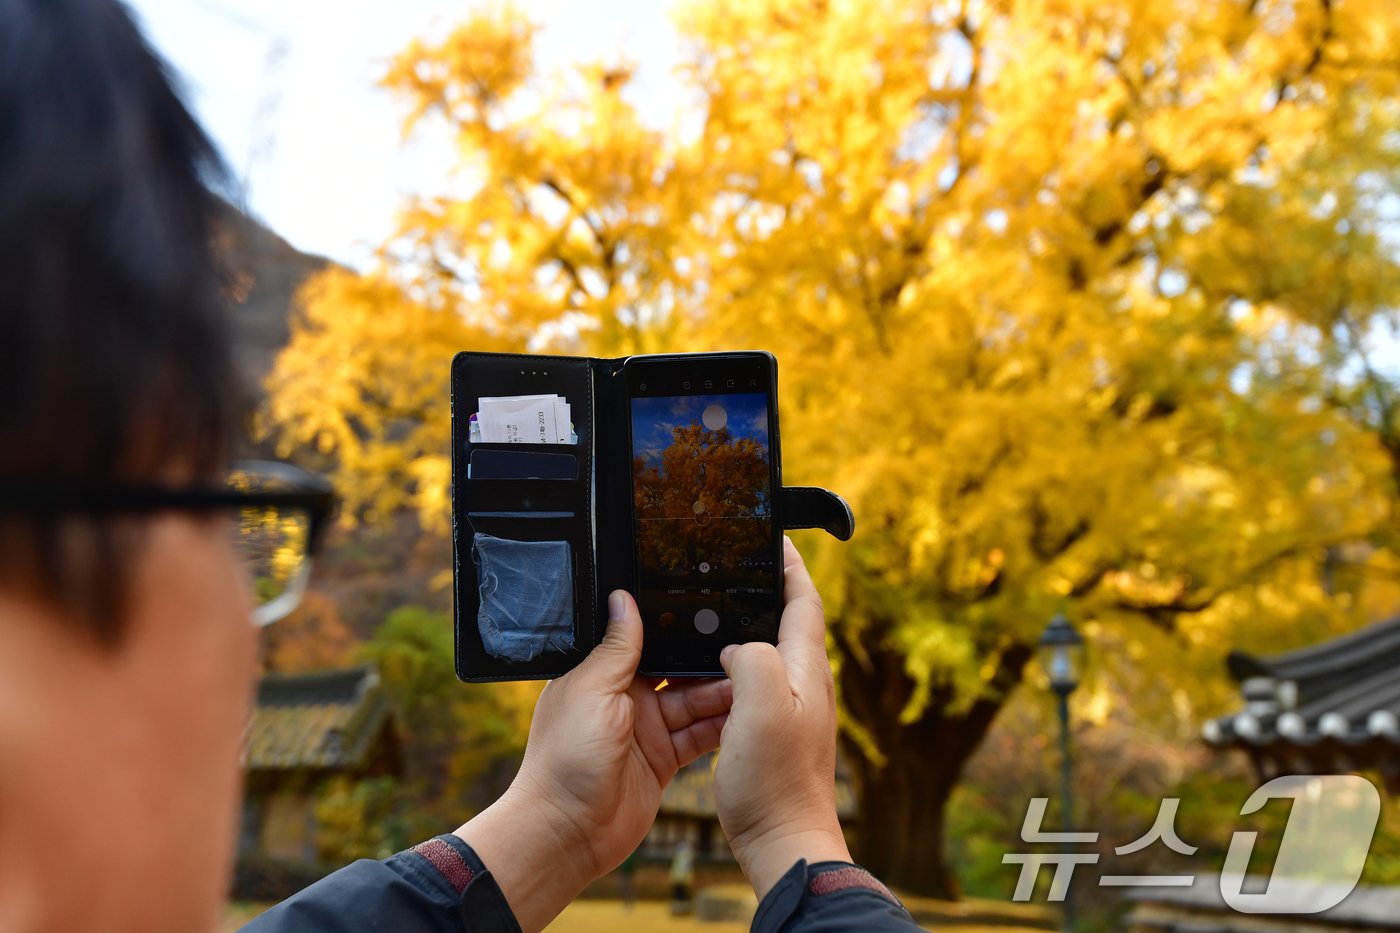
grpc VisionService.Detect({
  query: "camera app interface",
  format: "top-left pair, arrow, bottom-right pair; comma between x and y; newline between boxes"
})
631,392 -> 778,647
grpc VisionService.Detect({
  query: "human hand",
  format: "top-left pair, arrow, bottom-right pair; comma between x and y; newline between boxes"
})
457,590 -> 731,932
715,537 -> 852,899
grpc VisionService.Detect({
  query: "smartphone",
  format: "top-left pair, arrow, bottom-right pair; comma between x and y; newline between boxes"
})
623,351 -> 783,676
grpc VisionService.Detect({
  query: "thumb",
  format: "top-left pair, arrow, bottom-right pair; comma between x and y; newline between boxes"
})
575,590 -> 643,692
719,642 -> 790,713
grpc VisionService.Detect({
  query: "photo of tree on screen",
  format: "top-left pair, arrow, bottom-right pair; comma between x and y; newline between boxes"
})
630,393 -> 778,644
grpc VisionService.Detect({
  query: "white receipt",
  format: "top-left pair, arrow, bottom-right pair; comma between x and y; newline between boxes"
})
477,394 -> 572,443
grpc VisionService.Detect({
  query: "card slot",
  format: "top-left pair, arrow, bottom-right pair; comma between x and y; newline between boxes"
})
464,478 -> 578,513
468,447 -> 579,481
466,441 -> 579,453
467,511 -> 577,541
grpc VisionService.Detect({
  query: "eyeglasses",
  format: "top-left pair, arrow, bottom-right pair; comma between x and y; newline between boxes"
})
225,461 -> 336,626
0,460 -> 336,627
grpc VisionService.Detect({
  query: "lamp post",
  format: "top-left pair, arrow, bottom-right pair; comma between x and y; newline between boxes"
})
1038,613 -> 1084,933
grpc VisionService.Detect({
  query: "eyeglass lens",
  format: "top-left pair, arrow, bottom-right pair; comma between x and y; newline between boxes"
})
232,504 -> 311,624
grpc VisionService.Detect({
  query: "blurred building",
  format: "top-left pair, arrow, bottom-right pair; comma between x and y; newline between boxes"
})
240,665 -> 400,862
1204,614 -> 1400,788
1123,881 -> 1400,933
644,751 -> 859,861
1125,622 -> 1400,932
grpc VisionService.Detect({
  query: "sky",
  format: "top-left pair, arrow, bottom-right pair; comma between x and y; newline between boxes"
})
124,0 -> 685,269
631,394 -> 770,469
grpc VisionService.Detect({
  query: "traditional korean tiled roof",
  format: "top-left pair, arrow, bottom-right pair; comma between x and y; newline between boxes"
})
1203,615 -> 1400,777
244,666 -> 393,772
660,751 -> 858,821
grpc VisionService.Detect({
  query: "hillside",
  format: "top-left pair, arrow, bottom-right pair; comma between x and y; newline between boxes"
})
214,206 -> 450,644
215,201 -> 333,400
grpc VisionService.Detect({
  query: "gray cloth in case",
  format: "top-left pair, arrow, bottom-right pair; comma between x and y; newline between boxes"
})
471,532 -> 574,662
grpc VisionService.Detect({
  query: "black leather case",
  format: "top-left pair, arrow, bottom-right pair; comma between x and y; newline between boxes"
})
451,351 -> 854,683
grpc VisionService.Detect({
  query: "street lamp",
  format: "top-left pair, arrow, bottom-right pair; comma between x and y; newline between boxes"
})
1038,613 -> 1084,933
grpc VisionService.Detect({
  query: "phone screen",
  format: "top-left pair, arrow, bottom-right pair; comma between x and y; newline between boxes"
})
626,354 -> 781,673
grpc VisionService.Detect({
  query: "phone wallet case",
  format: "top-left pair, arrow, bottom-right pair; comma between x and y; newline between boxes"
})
451,351 -> 855,683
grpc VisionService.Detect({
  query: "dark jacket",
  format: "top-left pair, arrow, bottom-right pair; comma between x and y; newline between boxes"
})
240,835 -> 920,932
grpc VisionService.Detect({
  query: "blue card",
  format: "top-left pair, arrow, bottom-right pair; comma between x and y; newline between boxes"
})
468,449 -> 579,480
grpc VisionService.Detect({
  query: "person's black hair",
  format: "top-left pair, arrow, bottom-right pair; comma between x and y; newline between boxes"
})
0,0 -> 238,642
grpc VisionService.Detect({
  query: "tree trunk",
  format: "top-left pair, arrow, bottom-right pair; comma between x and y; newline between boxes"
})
837,635 -> 1031,898
847,729 -> 960,898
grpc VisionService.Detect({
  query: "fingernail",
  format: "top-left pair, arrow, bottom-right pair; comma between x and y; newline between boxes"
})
609,590 -> 626,621
720,644 -> 737,663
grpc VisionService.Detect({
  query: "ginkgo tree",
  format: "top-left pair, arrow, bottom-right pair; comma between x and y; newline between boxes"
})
266,0 -> 1400,895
